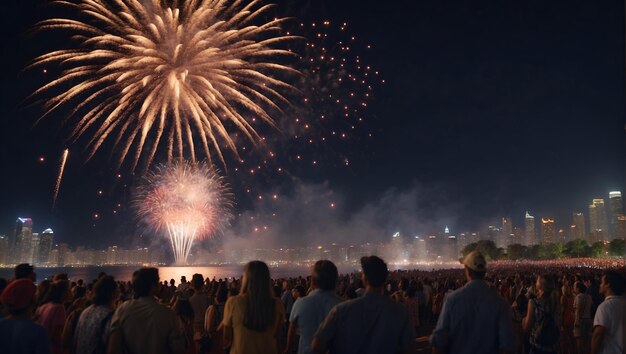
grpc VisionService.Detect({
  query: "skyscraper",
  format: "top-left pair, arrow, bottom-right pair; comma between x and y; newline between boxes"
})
501,217 -> 513,247
609,191 -> 624,240
29,233 -> 40,265
541,218 -> 556,244
525,212 -> 536,246
615,216 -> 626,240
13,218 -> 33,264
589,199 -> 609,242
0,235 -> 8,265
38,229 -> 54,265
571,212 -> 586,240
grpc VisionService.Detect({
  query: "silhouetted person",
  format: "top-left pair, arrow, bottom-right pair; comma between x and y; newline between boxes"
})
431,251 -> 515,354
108,268 -> 185,354
287,260 -> 342,354
312,256 -> 415,354
0,278 -> 50,354
591,271 -> 625,354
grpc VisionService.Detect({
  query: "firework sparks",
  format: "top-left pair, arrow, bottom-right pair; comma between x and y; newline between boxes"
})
31,0 -> 299,170
52,148 -> 69,208
135,161 -> 232,264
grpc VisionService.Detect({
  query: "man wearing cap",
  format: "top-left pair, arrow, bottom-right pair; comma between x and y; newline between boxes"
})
430,251 -> 515,354
0,278 -> 50,354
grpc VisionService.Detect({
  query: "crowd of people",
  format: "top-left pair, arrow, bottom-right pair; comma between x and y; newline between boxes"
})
0,256 -> 624,354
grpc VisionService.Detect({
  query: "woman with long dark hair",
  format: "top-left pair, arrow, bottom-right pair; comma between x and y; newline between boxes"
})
223,261 -> 285,354
523,274 -> 560,354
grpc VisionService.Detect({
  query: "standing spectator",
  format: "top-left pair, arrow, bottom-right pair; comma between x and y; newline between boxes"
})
312,256 -> 415,354
179,276 -> 191,292
0,278 -> 50,354
291,285 -> 306,301
15,263 -> 37,282
574,281 -> 593,354
281,280 -> 295,320
173,292 -> 196,354
287,260 -> 342,354
222,261 -> 285,354
36,280 -> 72,354
107,268 -> 185,354
523,275 -> 560,354
591,271 -> 625,354
189,273 -> 210,350
74,276 -> 118,354
204,286 -> 228,354
431,251 -> 515,354
404,281 -> 420,333
560,281 -> 575,354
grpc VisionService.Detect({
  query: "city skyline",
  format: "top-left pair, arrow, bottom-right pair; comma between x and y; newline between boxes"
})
0,0 -> 624,250
2,188 -> 624,266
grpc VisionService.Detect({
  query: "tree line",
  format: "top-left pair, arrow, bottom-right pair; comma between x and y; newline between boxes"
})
461,238 -> 626,261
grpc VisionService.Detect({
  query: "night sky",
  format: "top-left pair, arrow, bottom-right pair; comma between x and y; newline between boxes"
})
0,0 -> 624,249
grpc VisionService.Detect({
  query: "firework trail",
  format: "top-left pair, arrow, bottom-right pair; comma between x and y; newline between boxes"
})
30,0 -> 299,170
135,161 -> 232,264
52,148 -> 69,208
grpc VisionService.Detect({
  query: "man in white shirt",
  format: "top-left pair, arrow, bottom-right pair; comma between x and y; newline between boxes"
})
591,270 -> 625,354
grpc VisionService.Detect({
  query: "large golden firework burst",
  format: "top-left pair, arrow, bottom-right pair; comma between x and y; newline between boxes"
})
30,0 -> 299,169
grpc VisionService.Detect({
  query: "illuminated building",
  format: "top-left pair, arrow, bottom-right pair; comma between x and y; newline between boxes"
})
541,218 -> 556,244
589,199 -> 608,242
38,229 -> 54,265
616,215 -> 626,240
609,191 -> 624,239
512,227 -> 523,244
571,212 -> 586,240
525,212 -> 536,246
29,233 -> 40,266
412,236 -> 427,261
391,232 -> 407,262
0,235 -> 8,265
501,217 -> 513,247
14,218 -> 33,264
446,227 -> 458,260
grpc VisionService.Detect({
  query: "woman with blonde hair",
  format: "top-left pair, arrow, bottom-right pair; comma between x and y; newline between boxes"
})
223,261 -> 285,354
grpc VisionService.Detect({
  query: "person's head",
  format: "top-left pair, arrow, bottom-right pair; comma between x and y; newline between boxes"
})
14,264 -> 35,281
0,278 -> 7,297
93,276 -> 118,306
173,297 -> 194,322
1,279 -> 37,316
215,285 -> 228,304
192,273 -> 204,291
292,285 -> 306,299
45,280 -> 71,304
535,274 -> 555,298
282,280 -> 291,291
312,260 -> 338,291
180,276 -> 187,284
133,268 -> 160,298
241,261 -> 275,331
573,281 -> 586,295
170,279 -> 175,286
600,271 -> 625,296
360,256 -> 388,289
561,283 -> 572,296
73,285 -> 87,300
460,251 -> 486,280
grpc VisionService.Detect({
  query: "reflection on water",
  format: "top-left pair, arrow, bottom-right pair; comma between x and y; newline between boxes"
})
0,264 -> 362,283
0,262 -> 449,283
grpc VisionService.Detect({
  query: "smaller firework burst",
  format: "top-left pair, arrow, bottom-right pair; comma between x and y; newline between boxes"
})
135,161 -> 232,265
